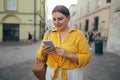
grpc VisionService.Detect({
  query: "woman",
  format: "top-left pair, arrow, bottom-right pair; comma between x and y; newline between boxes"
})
37,5 -> 91,80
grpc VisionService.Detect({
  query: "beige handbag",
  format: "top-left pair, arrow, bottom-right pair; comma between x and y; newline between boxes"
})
32,58 -> 46,80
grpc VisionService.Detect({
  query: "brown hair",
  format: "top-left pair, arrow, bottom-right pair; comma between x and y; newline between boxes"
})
52,5 -> 70,17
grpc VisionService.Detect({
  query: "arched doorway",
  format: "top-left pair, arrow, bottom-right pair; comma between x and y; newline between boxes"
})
2,15 -> 21,41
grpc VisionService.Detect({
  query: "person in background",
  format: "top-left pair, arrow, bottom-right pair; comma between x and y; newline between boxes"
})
28,32 -> 32,44
88,31 -> 94,50
37,5 -> 91,80
95,32 -> 102,40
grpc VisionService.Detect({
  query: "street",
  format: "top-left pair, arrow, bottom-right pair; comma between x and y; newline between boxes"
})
0,41 -> 120,80
0,41 -> 40,80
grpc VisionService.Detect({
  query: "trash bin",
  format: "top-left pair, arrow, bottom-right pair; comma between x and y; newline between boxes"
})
95,39 -> 103,54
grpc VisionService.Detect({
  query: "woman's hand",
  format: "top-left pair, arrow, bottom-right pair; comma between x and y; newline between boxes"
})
41,45 -> 54,57
56,47 -> 69,58
56,47 -> 79,64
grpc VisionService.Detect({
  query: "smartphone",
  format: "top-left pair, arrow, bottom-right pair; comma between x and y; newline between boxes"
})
43,40 -> 56,51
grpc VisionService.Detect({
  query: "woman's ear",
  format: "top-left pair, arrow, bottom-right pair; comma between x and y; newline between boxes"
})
67,16 -> 70,20
66,16 -> 70,23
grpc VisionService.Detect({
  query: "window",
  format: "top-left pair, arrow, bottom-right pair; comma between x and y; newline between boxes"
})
7,0 -> 17,11
106,0 -> 111,3
93,17 -> 99,31
98,0 -> 102,7
84,19 -> 89,31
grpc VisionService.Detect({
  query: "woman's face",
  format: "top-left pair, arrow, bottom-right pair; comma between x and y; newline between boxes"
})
52,12 -> 70,31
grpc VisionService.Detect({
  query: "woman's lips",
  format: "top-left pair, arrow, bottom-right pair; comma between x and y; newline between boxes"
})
56,24 -> 62,28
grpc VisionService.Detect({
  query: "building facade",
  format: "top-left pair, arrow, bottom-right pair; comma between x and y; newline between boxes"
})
107,0 -> 120,55
0,0 -> 45,42
75,0 -> 111,39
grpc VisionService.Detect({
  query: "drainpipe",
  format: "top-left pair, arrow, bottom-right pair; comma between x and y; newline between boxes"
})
34,0 -> 36,42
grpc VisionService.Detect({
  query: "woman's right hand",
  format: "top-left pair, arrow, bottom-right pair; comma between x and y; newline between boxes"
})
41,45 -> 54,57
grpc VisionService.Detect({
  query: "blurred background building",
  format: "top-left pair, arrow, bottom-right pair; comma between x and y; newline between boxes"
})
70,0 -> 120,54
75,0 -> 111,40
69,4 -> 77,28
0,0 -> 45,42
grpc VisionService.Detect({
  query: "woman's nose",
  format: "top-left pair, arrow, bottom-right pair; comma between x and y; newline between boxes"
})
55,20 -> 59,24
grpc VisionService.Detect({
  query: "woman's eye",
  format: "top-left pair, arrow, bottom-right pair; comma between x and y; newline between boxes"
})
52,17 -> 64,21
58,18 -> 64,21
53,18 -> 56,21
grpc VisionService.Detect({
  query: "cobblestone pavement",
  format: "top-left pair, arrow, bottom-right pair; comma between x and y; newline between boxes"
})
0,41 -> 120,80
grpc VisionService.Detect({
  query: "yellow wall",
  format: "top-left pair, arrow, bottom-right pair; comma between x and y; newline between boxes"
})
20,24 -> 34,40
18,0 -> 34,13
19,24 -> 40,41
0,0 -> 4,12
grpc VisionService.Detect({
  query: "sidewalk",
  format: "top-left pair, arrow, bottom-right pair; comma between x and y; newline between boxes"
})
0,41 -> 41,80
0,41 -> 120,80
84,51 -> 120,80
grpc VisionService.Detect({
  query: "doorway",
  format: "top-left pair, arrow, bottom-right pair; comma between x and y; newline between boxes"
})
3,23 -> 19,41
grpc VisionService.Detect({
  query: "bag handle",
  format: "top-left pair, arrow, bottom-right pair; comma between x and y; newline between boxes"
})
47,30 -> 51,39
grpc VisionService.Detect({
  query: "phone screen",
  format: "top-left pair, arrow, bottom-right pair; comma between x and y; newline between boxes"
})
43,40 -> 56,51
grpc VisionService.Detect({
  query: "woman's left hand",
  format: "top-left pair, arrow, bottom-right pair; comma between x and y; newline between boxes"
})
56,47 -> 68,58
56,47 -> 79,63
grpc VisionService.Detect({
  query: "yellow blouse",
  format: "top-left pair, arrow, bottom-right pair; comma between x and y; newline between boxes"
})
37,28 -> 91,80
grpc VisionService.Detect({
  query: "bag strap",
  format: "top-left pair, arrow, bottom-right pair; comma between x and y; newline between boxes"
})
48,30 -> 51,39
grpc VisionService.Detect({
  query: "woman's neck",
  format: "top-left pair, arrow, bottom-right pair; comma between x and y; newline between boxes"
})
59,27 -> 70,42
59,27 -> 70,33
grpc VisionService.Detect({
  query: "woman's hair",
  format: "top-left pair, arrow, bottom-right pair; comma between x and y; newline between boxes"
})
52,5 -> 70,17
